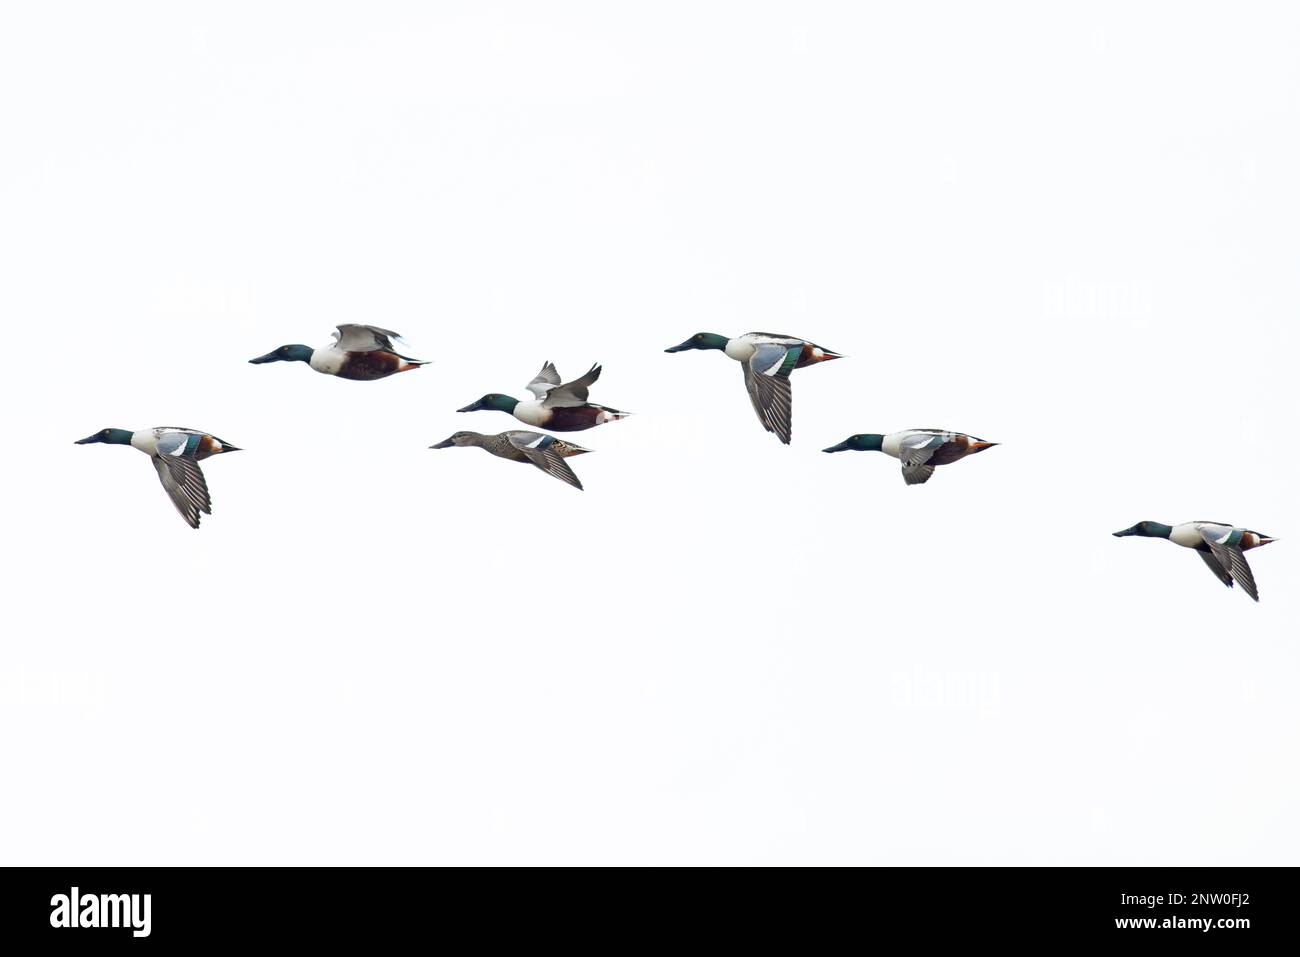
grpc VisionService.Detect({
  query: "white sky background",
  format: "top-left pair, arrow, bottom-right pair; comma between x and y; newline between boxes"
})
1,2 -> 1297,865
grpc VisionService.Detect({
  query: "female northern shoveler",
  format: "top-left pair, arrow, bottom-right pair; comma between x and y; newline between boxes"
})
430,430 -> 590,490
664,332 -> 842,444
823,429 -> 998,485
75,426 -> 241,528
1113,520 -> 1277,602
249,324 -> 427,381
457,361 -> 630,432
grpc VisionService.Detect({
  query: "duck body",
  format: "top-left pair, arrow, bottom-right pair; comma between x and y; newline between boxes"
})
76,426 -> 241,528
431,430 -> 590,489
1114,520 -> 1277,601
824,429 -> 997,485
1167,522 -> 1273,552
457,362 -> 630,433
309,347 -> 422,381
510,400 -> 627,431
250,324 -> 426,381
721,332 -> 841,369
665,331 -> 842,444
128,427 -> 235,460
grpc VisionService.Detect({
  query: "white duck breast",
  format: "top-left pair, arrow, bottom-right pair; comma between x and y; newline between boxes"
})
724,338 -> 753,361
1170,522 -> 1208,548
512,402 -> 550,427
309,348 -> 346,375
130,430 -> 159,455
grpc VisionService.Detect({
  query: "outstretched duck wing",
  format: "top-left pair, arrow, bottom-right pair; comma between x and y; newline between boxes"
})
507,432 -> 584,489
741,343 -> 799,444
543,363 -> 602,408
1199,526 -> 1259,600
526,361 -> 563,399
1196,549 -> 1235,589
150,455 -> 211,529
898,431 -> 946,485
333,324 -> 402,353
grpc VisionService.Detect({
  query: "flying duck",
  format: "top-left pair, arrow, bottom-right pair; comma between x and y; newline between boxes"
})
431,430 -> 590,490
249,324 -> 426,380
75,427 -> 241,529
664,332 -> 842,444
457,362 -> 629,432
823,429 -> 998,484
1113,520 -> 1277,601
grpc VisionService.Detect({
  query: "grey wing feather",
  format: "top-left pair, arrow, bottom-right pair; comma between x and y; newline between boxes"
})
1207,539 -> 1259,601
899,433 -> 944,463
151,455 -> 211,529
901,463 -> 936,485
898,433 -> 943,484
526,362 -> 563,399
1197,525 -> 1259,600
1197,549 -> 1235,588
507,433 -> 583,489
333,324 -> 401,353
154,431 -> 190,456
543,363 -> 602,408
742,344 -> 795,444
505,431 -> 552,451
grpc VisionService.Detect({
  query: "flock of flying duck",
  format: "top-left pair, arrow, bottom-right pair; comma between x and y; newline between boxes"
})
76,324 -> 1277,601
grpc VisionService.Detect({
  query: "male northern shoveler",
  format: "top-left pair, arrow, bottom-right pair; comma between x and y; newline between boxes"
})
75,426 -> 241,529
664,332 -> 842,444
456,362 -> 630,432
431,430 -> 590,490
249,324 -> 427,380
823,429 -> 998,485
1113,520 -> 1277,602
